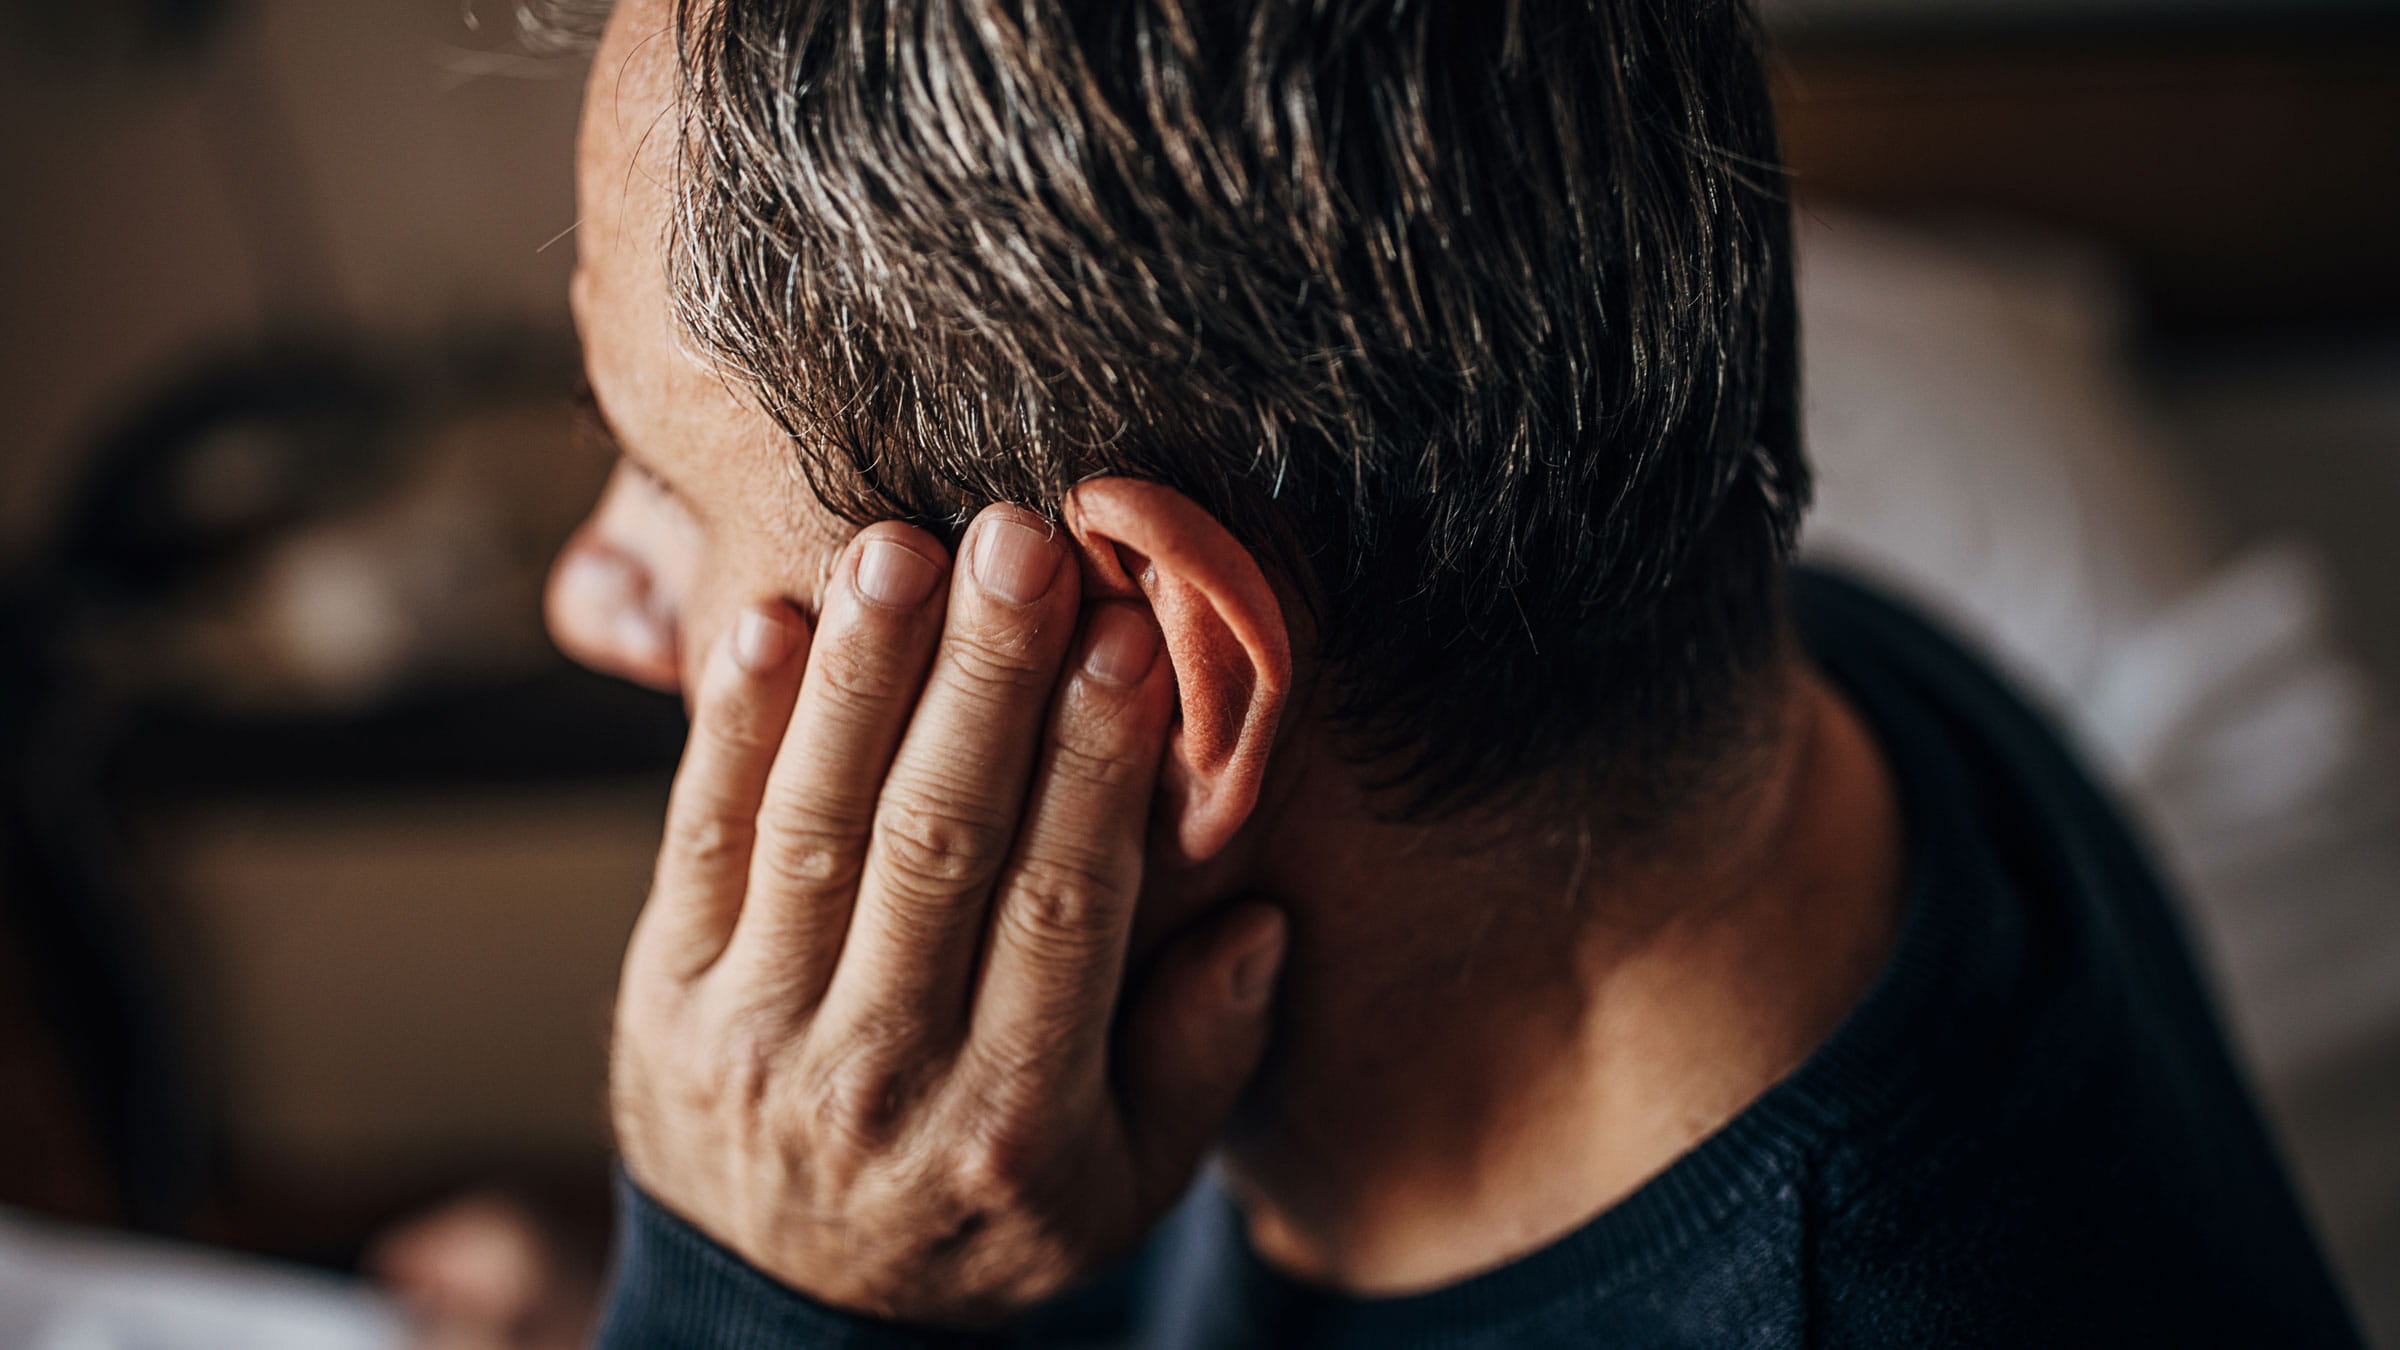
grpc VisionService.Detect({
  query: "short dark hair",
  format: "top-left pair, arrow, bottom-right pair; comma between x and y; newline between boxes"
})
666,0 -> 1806,819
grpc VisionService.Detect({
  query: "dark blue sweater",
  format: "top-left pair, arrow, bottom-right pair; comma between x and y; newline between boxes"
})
598,569 -> 2365,1347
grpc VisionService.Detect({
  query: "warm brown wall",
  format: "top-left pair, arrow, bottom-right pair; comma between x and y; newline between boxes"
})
1775,30 -> 2400,328
0,2 -> 585,563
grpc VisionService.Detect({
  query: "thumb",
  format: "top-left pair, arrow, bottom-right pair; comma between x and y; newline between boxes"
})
1118,901 -> 1287,1200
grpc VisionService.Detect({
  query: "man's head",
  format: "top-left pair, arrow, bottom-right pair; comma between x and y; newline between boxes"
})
550,0 -> 1804,834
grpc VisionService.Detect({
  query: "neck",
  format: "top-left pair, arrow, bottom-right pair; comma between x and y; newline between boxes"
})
1224,660 -> 1905,1294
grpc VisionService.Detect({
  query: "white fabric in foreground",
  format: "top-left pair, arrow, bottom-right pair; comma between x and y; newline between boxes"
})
0,1209 -> 402,1350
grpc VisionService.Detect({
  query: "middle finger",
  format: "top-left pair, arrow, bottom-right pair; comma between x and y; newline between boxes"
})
813,504 -> 1081,1058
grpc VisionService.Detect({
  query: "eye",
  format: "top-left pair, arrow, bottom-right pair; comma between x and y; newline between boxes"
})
569,379 -> 615,457
618,451 -> 674,498
571,379 -> 677,500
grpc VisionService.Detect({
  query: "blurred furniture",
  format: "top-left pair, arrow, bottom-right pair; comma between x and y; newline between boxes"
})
0,331 -> 677,1265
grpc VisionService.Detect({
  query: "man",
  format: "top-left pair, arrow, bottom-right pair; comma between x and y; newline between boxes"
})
543,0 -> 2365,1343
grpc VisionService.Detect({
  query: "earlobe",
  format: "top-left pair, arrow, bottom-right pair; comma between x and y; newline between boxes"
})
1062,479 -> 1290,864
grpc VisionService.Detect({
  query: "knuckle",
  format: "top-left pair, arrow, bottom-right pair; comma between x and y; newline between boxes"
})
806,1055 -> 912,1151
753,816 -> 868,893
710,1045 -> 776,1130
1043,736 -> 1139,791
688,721 -> 771,776
953,1125 -> 1052,1214
662,807 -> 753,874
873,796 -> 1010,896
814,635 -> 915,709
944,628 -> 1050,697
970,1021 -> 1081,1099
616,1006 -> 782,1143
707,1003 -> 781,1083
998,856 -> 1127,958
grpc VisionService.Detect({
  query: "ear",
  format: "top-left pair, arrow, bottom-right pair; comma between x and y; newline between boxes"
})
1061,478 -> 1290,864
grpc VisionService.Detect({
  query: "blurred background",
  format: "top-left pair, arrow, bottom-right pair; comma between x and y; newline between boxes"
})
0,0 -> 2395,1345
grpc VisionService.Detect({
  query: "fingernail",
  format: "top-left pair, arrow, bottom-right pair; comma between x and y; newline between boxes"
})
1081,605 -> 1160,686
733,606 -> 795,673
972,514 -> 1061,606
856,538 -> 940,609
1229,916 -> 1286,1011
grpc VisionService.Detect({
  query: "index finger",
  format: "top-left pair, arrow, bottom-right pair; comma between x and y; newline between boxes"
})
720,524 -> 952,1005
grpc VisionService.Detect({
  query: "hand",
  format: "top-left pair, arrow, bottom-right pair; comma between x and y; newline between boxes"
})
608,503 -> 1289,1329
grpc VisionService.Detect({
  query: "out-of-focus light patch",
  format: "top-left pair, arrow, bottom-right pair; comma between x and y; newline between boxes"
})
257,531 -> 417,704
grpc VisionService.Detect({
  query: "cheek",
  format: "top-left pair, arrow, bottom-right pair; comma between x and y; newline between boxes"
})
546,456 -> 863,699
666,526 -> 853,696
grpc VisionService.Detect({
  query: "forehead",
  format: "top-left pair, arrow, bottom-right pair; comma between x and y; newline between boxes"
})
569,0 -> 724,439
569,3 -> 701,463
577,0 -> 679,285
568,0 -> 859,577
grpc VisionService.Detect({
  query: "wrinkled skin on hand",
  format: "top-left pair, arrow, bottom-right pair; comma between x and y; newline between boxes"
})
609,505 -> 1287,1328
